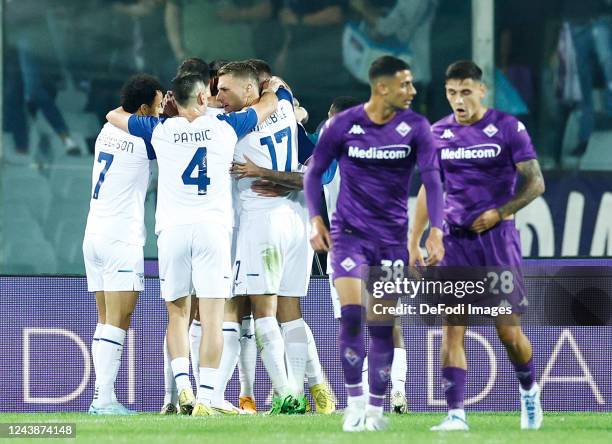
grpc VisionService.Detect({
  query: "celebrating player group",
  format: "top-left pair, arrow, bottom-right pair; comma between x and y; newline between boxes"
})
82,53 -> 545,433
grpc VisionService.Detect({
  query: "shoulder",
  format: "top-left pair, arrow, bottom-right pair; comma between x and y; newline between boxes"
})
490,109 -> 530,139
323,105 -> 363,135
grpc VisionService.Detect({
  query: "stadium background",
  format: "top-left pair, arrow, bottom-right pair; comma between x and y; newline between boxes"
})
1,0 -> 611,414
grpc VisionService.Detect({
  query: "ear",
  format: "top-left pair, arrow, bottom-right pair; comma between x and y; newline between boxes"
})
375,80 -> 389,96
138,103 -> 149,115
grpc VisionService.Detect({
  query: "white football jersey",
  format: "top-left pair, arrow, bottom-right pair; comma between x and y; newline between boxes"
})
85,122 -> 153,246
127,109 -> 258,234
323,161 -> 340,273
234,89 -> 298,212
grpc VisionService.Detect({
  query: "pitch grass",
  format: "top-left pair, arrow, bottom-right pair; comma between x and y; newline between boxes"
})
0,412 -> 610,444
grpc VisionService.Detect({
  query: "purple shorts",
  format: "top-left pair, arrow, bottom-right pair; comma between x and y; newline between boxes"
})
441,220 -> 522,267
441,220 -> 527,314
330,225 -> 408,281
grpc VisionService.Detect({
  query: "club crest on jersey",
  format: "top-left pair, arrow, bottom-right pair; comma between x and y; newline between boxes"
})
341,257 -> 357,271
483,124 -> 499,137
440,143 -> 501,160
344,347 -> 361,366
348,124 -> 365,135
395,121 -> 411,137
440,129 -> 455,139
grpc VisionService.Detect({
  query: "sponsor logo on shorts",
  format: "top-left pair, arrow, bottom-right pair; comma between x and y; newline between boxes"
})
395,121 -> 411,137
348,144 -> 411,160
499,299 -> 512,309
440,143 -> 501,160
340,257 -> 357,272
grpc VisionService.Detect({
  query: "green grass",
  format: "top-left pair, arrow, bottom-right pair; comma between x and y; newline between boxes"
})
0,412 -> 610,444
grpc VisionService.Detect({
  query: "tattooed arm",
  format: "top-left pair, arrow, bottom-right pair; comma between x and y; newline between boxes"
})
471,159 -> 545,233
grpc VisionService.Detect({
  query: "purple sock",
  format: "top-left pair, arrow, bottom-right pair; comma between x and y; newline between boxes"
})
513,357 -> 535,390
367,325 -> 394,407
339,305 -> 365,397
442,367 -> 466,410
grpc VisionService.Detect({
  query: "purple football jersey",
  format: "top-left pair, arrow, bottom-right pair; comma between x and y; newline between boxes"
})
431,109 -> 537,228
311,104 -> 438,245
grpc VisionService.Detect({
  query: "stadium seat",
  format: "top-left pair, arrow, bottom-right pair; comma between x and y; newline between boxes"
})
5,238 -> 58,274
2,166 -> 53,223
579,130 -> 612,171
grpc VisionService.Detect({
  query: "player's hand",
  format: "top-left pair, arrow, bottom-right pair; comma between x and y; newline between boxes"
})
310,216 -> 332,252
230,155 -> 263,179
251,179 -> 292,197
408,241 -> 425,266
266,76 -> 285,93
162,91 -> 178,117
424,227 -> 444,266
471,209 -> 502,234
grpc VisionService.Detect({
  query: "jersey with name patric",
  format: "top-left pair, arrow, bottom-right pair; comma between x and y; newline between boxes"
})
85,122 -> 154,246
234,89 -> 298,212
313,104 -> 438,245
128,109 -> 257,234
431,109 -> 537,228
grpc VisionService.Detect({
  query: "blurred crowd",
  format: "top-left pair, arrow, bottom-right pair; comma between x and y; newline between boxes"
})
2,0 -> 612,170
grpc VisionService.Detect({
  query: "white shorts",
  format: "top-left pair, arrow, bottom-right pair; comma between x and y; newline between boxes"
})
83,234 -> 144,292
234,205 -> 310,297
158,223 -> 232,301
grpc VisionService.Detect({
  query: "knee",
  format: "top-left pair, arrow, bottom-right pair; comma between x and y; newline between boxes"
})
497,327 -> 522,348
441,327 -> 465,357
339,305 -> 364,337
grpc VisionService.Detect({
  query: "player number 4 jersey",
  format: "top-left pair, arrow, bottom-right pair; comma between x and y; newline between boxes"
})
85,122 -> 154,247
127,109 -> 258,234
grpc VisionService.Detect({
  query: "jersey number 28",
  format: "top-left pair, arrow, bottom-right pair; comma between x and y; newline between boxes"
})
182,147 -> 211,195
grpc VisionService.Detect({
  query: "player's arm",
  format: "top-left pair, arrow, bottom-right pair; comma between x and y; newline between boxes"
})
415,121 -> 445,265
409,185 -> 429,266
165,0 -> 185,61
304,120 -> 342,252
472,121 -> 545,233
231,155 -> 304,189
249,77 -> 286,124
471,159 -> 545,233
106,107 -> 131,133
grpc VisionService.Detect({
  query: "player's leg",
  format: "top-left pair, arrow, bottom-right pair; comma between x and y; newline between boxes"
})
238,301 -> 258,413
430,324 -> 469,431
496,316 -> 542,429
334,276 -> 367,430
390,317 -> 408,414
86,235 -> 142,415
92,292 -> 105,385
216,296 -> 242,405
189,296 -> 202,388
190,223 -> 238,416
158,226 -> 196,415
250,294 -> 294,409
304,321 -> 336,414
161,329 -> 178,414
277,297 -> 309,402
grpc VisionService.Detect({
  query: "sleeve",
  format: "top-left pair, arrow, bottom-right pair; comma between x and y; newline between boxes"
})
217,108 -> 258,139
276,87 -> 294,106
321,159 -> 338,186
297,124 -> 315,164
507,118 -> 537,164
415,119 -> 444,229
128,115 -> 160,146
303,117 -> 344,218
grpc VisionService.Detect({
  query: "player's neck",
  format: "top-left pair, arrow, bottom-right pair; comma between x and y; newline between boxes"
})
364,99 -> 396,125
178,106 -> 205,122
461,107 -> 488,125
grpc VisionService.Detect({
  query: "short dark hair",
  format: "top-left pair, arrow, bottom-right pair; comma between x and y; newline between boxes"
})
176,57 -> 210,83
217,61 -> 259,85
209,59 -> 230,77
246,58 -> 272,78
171,74 -> 206,107
330,96 -> 360,115
445,60 -> 483,82
368,55 -> 410,82
120,74 -> 164,113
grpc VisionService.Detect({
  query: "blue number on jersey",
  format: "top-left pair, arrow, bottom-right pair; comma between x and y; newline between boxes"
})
259,126 -> 292,172
92,152 -> 115,199
182,147 -> 211,195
